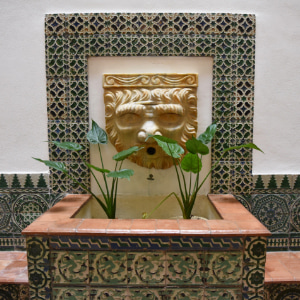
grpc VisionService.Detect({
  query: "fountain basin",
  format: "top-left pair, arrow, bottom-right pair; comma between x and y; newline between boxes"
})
23,194 -> 270,299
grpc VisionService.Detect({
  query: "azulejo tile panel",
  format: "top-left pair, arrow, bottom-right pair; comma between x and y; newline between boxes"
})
44,12 -> 256,195
0,192 -> 65,251
25,234 -> 268,299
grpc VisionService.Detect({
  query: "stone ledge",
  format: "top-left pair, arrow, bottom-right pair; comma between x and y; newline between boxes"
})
0,251 -> 28,284
265,251 -> 300,284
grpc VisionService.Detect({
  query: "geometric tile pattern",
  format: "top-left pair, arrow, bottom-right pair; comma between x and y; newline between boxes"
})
253,174 -> 300,194
0,193 -> 65,251
0,284 -> 29,300
265,283 -> 300,300
242,236 -> 267,299
49,235 -> 244,251
0,173 -> 49,193
250,194 -> 300,252
44,12 -> 257,195
26,234 -> 267,300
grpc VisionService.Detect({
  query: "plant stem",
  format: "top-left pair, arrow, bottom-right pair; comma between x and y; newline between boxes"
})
143,192 -> 182,219
64,172 -> 112,218
98,144 -> 110,196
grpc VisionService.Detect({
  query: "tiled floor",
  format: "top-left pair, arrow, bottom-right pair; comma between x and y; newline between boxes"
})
0,251 -> 28,284
265,251 -> 300,284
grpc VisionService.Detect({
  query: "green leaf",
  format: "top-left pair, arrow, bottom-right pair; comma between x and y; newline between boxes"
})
33,158 -> 67,173
147,134 -> 178,144
87,120 -> 108,144
52,141 -> 82,151
113,146 -> 142,161
224,143 -> 264,153
197,123 -> 217,144
107,169 -> 134,180
186,137 -> 209,155
180,153 -> 202,173
151,135 -> 184,158
85,163 -> 110,173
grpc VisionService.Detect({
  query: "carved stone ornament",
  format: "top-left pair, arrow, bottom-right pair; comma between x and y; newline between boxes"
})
103,73 -> 198,169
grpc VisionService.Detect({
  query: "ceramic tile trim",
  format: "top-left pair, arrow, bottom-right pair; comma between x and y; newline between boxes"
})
0,173 -> 49,192
44,12 -> 257,195
253,174 -> 300,194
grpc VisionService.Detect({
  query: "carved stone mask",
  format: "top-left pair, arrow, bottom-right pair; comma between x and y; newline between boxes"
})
103,74 -> 198,169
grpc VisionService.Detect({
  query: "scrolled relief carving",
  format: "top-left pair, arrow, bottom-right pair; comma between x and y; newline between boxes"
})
103,73 -> 198,169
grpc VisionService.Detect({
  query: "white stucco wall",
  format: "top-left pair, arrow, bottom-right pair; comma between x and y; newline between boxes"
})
0,0 -> 299,174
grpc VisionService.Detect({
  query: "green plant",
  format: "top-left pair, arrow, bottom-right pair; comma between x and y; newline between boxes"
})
34,120 -> 141,219
143,123 -> 263,219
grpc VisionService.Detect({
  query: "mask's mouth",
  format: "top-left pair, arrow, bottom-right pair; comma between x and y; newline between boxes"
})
146,147 -> 156,155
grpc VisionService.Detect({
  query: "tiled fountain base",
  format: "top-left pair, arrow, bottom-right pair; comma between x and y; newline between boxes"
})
22,194 -> 270,299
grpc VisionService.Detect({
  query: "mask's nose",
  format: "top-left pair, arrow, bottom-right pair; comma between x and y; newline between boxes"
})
137,121 -> 162,143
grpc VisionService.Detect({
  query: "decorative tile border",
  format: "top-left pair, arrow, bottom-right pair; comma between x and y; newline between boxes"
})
44,12 -> 257,194
0,173 -> 49,193
49,235 -> 243,251
26,234 -> 266,299
249,194 -> 300,251
253,174 -> 300,193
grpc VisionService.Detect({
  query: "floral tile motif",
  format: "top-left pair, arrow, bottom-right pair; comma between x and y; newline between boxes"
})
242,237 -> 267,298
251,194 -> 290,233
28,264 -> 51,299
201,252 -> 243,286
53,287 -> 89,300
51,251 -> 89,284
91,287 -> 126,300
204,288 -> 242,300
90,252 -> 127,285
128,252 -> 166,285
27,236 -> 50,265
0,284 -> 27,300
166,252 -> 202,285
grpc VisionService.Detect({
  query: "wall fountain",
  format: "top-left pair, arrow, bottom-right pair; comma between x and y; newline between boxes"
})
22,12 -> 271,300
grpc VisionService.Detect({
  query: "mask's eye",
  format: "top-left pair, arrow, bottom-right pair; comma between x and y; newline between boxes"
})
117,113 -> 142,126
158,113 -> 183,126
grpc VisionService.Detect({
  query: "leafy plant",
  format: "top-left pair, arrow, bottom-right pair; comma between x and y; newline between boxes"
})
34,120 -> 141,219
143,123 -> 263,219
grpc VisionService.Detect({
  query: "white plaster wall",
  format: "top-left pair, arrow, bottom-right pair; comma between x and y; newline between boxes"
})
0,0 -> 300,175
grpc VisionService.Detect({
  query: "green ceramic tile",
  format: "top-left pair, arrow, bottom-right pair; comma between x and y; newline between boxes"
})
53,287 -> 89,300
128,252 -> 166,285
51,251 -> 89,284
202,252 -> 243,286
166,252 -> 202,285
89,252 -> 127,285
204,288 -> 242,300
